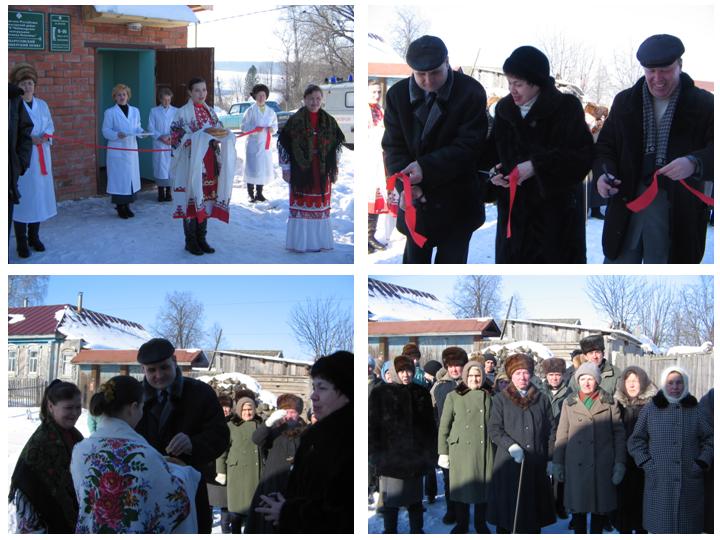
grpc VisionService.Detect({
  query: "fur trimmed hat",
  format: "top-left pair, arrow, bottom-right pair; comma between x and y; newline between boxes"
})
504,353 -> 534,378
218,395 -> 234,409
442,346 -> 469,368
503,46 -> 550,88
10,62 -> 38,85
541,357 -> 566,375
394,355 -> 415,375
580,334 -> 605,354
311,351 -> 353,401
276,393 -> 303,413
402,343 -> 421,359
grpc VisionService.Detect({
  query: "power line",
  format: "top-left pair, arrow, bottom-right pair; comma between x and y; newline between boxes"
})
199,6 -> 292,24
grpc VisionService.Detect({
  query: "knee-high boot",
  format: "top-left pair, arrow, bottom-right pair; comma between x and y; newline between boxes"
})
474,503 -> 490,533
590,513 -> 607,534
13,221 -> 30,258
247,183 -> 256,202
381,507 -> 398,534
183,218 -> 203,255
255,184 -> 266,202
450,502 -> 469,533
196,219 -> 215,253
368,213 -> 387,253
571,512 -> 588,534
408,502 -> 424,534
28,222 -> 45,251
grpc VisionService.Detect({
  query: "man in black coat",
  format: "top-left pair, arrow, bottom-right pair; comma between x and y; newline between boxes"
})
382,35 -> 488,264
134,338 -> 230,533
9,82 -> 34,234
594,34 -> 713,263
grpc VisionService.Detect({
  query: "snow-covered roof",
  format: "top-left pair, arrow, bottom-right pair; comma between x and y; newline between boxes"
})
369,278 -> 455,322
483,340 -> 555,360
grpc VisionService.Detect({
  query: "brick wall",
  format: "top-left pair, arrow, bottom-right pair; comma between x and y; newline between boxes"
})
9,6 -> 188,200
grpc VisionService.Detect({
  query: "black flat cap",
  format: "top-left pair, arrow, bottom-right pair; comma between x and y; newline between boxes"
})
137,338 -> 175,365
406,35 -> 448,71
579,334 -> 605,354
636,34 -> 684,68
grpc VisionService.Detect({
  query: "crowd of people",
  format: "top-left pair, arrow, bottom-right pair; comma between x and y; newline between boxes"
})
371,33 -> 713,264
8,65 -> 346,258
368,336 -> 714,534
9,339 -> 353,533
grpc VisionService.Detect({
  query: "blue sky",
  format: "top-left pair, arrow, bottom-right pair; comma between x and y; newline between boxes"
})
40,275 -> 353,360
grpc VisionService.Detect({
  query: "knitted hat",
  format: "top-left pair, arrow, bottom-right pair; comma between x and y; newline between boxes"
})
235,396 -> 257,415
423,360 -> 443,377
462,361 -> 485,387
137,338 -> 175,365
636,34 -> 684,68
442,346 -> 469,368
402,343 -> 421,359
10,62 -> 38,84
504,353 -> 534,378
311,351 -> 353,401
580,334 -> 605,354
406,35 -> 448,71
574,362 -> 602,385
483,352 -> 497,365
276,393 -> 303,413
541,357 -> 566,375
394,355 -> 415,375
502,46 -> 550,87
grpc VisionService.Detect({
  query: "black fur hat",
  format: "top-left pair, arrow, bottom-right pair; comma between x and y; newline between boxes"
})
503,45 -> 550,88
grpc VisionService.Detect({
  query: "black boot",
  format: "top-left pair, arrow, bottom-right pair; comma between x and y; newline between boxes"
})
158,187 -> 164,202
183,219 -> 204,255
255,184 -> 267,202
28,222 -> 45,251
116,204 -> 129,219
474,503 -> 490,533
13,221 -> 30,258
196,219 -> 215,253
220,509 -> 232,533
381,507 -> 398,534
125,204 -> 135,218
408,503 -> 424,534
368,214 -> 387,252
571,513 -> 588,534
165,187 -> 173,202
590,513 -> 608,534
247,183 -> 256,202
450,502 -> 469,533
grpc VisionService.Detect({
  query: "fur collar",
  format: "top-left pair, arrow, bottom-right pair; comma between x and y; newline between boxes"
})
614,385 -> 657,408
455,382 -> 491,397
565,388 -> 615,407
652,390 -> 698,409
504,383 -> 540,409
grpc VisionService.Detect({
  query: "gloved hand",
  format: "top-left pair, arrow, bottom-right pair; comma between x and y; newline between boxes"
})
438,454 -> 450,469
611,463 -> 626,485
215,473 -> 227,485
551,463 -> 565,483
265,409 -> 287,427
508,443 -> 524,464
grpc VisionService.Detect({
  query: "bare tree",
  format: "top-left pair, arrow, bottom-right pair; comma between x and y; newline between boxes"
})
9,276 -> 49,307
539,32 -> 597,94
585,276 -> 646,331
205,322 -> 227,351
390,7 -> 429,58
288,296 -> 353,358
449,276 -> 504,321
153,291 -> 206,349
508,293 -> 526,320
638,283 -> 676,348
611,44 -> 643,96
670,276 -> 714,346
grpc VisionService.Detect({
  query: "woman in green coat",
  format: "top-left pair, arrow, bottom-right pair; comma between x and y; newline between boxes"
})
216,394 -> 263,533
438,361 -> 494,533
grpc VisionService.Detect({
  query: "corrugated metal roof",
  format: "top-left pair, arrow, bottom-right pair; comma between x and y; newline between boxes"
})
368,278 -> 441,302
71,349 -> 206,366
8,304 -> 145,337
369,318 -> 501,337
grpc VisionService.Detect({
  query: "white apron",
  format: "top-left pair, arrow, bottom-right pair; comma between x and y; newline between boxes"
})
241,103 -> 278,185
148,104 -> 177,183
13,98 -> 57,223
102,104 -> 142,195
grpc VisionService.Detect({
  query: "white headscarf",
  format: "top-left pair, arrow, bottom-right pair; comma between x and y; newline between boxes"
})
660,365 -> 689,403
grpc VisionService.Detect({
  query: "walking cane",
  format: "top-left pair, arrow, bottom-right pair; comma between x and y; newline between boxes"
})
512,458 -> 525,534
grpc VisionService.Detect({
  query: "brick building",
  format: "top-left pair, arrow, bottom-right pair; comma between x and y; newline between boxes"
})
8,5 -> 213,200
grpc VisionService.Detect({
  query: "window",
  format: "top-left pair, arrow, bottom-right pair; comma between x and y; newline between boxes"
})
28,349 -> 38,375
8,349 -> 17,373
63,352 -> 74,378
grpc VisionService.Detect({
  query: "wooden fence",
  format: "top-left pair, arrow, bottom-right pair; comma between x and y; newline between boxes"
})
613,353 -> 713,398
8,378 -> 47,407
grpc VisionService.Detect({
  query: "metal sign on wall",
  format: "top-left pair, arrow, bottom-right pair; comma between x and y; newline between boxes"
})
49,14 -> 71,52
8,10 -> 45,50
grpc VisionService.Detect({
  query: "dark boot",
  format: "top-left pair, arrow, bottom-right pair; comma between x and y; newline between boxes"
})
571,513 -> 588,534
441,468 -> 456,524
115,204 -> 129,219
590,513 -> 608,534
408,503 -> 424,534
230,513 -> 245,534
196,219 -> 215,253
165,187 -> 173,202
13,221 -> 30,258
450,502 -> 469,533
474,503 -> 490,533
247,183 -> 256,202
590,207 -> 605,220
368,213 -> 387,252
381,507 -> 398,534
183,219 -> 204,255
254,184 -> 267,202
158,187 -> 164,202
220,509 -> 232,533
28,222 -> 45,251
125,204 -> 135,218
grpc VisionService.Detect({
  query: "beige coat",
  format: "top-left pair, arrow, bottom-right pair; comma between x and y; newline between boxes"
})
553,390 -> 626,514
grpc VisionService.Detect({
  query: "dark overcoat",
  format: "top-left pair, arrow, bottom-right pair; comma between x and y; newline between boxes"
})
278,403 -> 353,533
487,383 -> 556,532
382,70 -> 488,246
628,391 -> 713,533
593,73 -> 714,263
491,83 -> 593,263
9,83 -> 34,205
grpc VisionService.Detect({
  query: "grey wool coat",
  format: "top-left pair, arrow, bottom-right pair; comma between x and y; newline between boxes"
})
437,384 -> 494,504
553,390 -> 626,514
216,416 -> 262,514
628,391 -> 714,533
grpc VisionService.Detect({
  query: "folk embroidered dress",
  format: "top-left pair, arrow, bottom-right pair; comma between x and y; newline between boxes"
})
170,100 -> 236,222
278,107 -> 344,252
70,416 -> 199,533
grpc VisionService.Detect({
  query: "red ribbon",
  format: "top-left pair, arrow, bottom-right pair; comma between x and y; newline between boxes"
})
389,172 -> 428,248
506,167 -> 519,239
36,143 -> 48,175
626,170 -> 714,212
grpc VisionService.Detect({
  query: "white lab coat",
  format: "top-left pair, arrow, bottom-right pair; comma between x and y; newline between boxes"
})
13,98 -> 57,223
102,104 -> 142,195
241,103 -> 277,185
148,104 -> 177,182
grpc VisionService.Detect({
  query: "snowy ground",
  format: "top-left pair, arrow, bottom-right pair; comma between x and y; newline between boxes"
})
9,138 -> 354,264
370,204 -> 714,264
367,468 -> 617,534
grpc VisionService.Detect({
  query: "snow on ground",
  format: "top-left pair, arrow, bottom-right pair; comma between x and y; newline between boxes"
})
483,340 -> 555,360
370,204 -> 714,264
9,138 -> 353,264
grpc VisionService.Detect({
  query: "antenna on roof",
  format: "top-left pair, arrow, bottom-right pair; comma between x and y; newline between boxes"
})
23,297 -> 29,308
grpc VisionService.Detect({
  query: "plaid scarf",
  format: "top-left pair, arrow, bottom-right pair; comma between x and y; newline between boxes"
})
642,81 -> 681,167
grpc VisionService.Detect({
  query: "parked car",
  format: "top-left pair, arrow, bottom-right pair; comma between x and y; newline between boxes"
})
319,81 -> 354,149
220,100 -> 291,131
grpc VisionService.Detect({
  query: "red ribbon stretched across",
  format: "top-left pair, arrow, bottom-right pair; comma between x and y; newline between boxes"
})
389,172 -> 428,248
36,144 -> 48,175
626,170 -> 714,213
506,167 -> 520,239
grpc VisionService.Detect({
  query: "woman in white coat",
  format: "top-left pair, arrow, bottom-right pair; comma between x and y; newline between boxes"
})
148,87 -> 177,202
10,63 -> 57,258
242,84 -> 278,203
102,84 -> 143,219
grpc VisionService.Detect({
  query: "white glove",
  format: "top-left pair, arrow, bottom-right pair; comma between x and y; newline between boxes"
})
438,454 -> 450,469
265,409 -> 287,427
508,443 -> 524,464
215,473 -> 226,485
